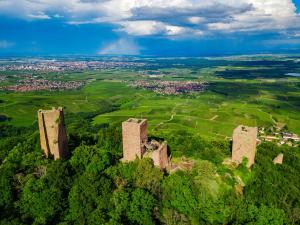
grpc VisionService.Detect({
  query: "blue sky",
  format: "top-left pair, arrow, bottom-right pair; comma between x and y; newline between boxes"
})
1,0 -> 300,56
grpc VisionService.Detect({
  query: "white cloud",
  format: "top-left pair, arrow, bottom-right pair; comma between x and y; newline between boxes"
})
0,0 -> 299,37
118,21 -> 165,36
28,12 -> 51,19
187,17 -> 206,24
98,38 -> 141,55
207,0 -> 298,33
0,40 -> 14,49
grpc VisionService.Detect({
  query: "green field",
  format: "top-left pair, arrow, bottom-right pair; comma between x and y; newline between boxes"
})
92,80 -> 300,138
1,59 -> 300,139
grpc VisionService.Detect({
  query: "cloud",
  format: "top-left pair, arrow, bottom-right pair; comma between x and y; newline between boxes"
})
0,40 -> 14,49
98,38 -> 141,55
28,12 -> 51,19
0,0 -> 299,38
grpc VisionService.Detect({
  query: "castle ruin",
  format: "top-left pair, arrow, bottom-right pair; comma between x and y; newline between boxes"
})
122,118 -> 169,170
38,107 -> 69,159
144,140 -> 169,169
232,125 -> 258,168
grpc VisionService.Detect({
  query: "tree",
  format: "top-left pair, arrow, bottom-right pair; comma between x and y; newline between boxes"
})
127,188 -> 156,225
232,203 -> 285,225
109,188 -> 156,225
17,161 -> 71,225
66,172 -> 112,225
161,172 -> 198,222
70,145 -> 113,175
133,158 -> 164,195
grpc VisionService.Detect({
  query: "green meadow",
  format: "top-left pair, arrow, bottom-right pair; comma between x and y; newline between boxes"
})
92,80 -> 300,138
1,65 -> 300,139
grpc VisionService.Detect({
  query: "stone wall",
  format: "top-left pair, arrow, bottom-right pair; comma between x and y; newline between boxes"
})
122,118 -> 148,161
38,107 -> 68,160
144,142 -> 169,170
232,125 -> 258,167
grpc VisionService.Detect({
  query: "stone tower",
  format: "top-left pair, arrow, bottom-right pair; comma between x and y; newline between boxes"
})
122,118 -> 148,161
232,125 -> 258,168
38,107 -> 69,160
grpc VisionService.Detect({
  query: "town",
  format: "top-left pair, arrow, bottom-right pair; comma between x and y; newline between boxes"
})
130,80 -> 208,95
0,59 -> 146,72
0,76 -> 84,92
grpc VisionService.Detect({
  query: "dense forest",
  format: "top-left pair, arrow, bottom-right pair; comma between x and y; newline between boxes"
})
0,111 -> 300,225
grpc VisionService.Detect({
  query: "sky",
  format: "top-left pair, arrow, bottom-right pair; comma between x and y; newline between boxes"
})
1,0 -> 300,56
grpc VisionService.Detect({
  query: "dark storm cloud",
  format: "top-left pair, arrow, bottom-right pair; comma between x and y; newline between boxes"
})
132,3 -> 253,21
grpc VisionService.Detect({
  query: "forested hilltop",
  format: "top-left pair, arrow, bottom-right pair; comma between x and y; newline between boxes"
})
1,111 -> 300,225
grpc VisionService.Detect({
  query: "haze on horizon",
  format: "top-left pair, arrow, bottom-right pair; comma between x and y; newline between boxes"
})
1,0 -> 300,56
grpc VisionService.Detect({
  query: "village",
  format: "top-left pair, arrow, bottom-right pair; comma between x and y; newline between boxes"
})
258,126 -> 300,147
0,60 -> 146,72
0,76 -> 84,92
130,80 -> 208,95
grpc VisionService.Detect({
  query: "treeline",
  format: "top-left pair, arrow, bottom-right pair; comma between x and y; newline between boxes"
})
0,113 -> 299,225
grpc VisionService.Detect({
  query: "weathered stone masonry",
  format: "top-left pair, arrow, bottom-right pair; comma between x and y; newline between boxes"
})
232,125 -> 258,168
38,107 -> 69,159
122,118 -> 169,170
122,118 -> 148,161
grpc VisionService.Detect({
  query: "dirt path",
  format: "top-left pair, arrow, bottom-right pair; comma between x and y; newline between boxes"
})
152,107 -> 176,131
258,109 -> 276,124
210,115 -> 219,121
152,100 -> 189,131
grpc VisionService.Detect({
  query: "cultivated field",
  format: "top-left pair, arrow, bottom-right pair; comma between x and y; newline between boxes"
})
1,55 -> 300,139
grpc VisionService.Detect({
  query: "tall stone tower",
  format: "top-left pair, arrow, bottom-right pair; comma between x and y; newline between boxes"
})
38,107 -> 69,160
122,118 -> 148,161
232,125 -> 258,168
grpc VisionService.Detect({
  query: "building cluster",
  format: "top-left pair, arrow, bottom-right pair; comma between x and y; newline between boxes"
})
1,77 -> 84,92
259,127 -> 300,147
130,80 -> 208,95
36,109 -> 284,170
0,60 -> 146,72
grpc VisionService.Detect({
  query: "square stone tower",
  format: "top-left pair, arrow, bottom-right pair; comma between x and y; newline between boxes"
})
232,125 -> 258,167
122,118 -> 148,161
38,107 -> 69,160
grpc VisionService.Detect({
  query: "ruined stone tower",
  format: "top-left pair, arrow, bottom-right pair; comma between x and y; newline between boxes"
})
122,118 -> 170,170
122,118 -> 148,161
144,141 -> 169,170
232,125 -> 258,168
38,107 -> 69,160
